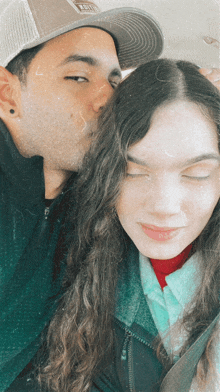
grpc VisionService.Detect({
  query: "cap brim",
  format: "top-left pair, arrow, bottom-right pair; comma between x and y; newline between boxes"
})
26,7 -> 164,70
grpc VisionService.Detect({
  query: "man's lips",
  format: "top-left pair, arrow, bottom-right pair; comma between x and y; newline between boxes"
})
140,224 -> 182,242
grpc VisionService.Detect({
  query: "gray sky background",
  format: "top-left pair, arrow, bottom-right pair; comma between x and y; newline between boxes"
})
96,0 -> 220,68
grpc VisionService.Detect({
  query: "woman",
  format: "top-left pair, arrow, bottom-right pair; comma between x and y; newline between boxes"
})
41,59 -> 220,392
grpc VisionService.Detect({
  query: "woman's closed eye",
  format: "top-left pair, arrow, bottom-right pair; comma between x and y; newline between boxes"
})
182,163 -> 219,181
183,174 -> 210,181
126,161 -> 151,179
126,167 -> 151,179
127,172 -> 150,178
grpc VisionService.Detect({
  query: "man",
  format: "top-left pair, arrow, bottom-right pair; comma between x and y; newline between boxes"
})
0,0 -> 165,390
1,0 -> 219,391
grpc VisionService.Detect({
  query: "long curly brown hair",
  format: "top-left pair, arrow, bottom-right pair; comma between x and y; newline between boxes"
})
40,59 -> 220,391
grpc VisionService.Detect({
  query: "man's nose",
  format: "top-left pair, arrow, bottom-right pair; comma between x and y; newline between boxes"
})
91,80 -> 114,113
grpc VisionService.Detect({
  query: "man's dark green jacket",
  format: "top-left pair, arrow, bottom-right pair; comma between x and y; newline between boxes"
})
0,120 -> 71,391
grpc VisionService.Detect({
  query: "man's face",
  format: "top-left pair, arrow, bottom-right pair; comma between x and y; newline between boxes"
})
17,27 -> 121,171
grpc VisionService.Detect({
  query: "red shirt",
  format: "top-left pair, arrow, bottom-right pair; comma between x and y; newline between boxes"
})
150,244 -> 193,290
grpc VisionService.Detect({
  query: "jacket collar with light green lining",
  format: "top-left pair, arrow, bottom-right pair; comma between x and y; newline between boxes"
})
114,240 -> 220,392
114,241 -> 158,337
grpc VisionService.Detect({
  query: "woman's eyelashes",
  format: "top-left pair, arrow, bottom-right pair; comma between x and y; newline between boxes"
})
181,164 -> 219,181
182,169 -> 210,181
126,172 -> 211,180
126,169 -> 151,180
126,162 -> 150,178
126,172 -> 149,178
126,165 -> 217,181
182,174 -> 210,181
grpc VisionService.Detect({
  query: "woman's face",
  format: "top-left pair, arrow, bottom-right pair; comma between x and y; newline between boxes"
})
116,101 -> 220,260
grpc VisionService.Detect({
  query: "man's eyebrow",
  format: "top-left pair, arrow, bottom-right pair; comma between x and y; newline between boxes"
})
59,54 -> 98,67
59,54 -> 122,79
127,153 -> 220,167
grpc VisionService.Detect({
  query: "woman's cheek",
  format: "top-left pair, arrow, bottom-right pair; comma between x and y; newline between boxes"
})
117,181 -> 147,217
195,184 -> 220,217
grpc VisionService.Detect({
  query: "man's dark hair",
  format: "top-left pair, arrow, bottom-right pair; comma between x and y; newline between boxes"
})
5,43 -> 45,84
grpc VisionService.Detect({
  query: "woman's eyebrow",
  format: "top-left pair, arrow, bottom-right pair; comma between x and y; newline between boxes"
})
127,153 -> 220,167
127,155 -> 149,167
184,154 -> 220,166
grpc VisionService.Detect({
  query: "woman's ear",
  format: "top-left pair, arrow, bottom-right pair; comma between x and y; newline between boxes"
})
0,66 -> 21,119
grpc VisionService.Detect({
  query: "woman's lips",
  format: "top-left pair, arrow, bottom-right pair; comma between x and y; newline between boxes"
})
140,224 -> 181,242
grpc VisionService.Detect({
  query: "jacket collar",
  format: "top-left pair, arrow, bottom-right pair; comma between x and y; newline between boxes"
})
0,119 -> 44,207
115,241 -> 157,338
115,242 -> 142,327
165,252 -> 202,308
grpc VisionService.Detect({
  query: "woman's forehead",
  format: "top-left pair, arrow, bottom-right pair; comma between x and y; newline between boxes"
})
128,100 -> 219,167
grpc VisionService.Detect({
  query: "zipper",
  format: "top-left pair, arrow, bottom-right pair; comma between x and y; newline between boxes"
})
120,322 -> 154,392
44,206 -> 50,220
121,331 -> 135,392
128,337 -> 135,392
38,206 -> 50,239
115,318 -> 153,350
121,331 -> 131,361
44,190 -> 64,221
118,319 -> 155,392
37,191 -> 66,242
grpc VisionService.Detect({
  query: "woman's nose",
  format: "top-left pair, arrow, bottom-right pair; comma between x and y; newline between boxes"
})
147,177 -> 183,218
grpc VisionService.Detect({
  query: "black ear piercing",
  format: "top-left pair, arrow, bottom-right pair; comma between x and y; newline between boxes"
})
10,109 -> 15,114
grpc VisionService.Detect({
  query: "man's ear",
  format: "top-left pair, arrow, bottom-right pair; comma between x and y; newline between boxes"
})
0,66 -> 21,118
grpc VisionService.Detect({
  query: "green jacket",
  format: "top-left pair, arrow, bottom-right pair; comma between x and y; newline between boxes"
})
4,240 -> 220,392
93,243 -> 220,392
92,242 -> 163,392
0,120 -> 72,391
6,241 -> 163,392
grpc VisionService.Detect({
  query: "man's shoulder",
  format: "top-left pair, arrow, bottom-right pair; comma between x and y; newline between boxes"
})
0,119 -> 45,208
